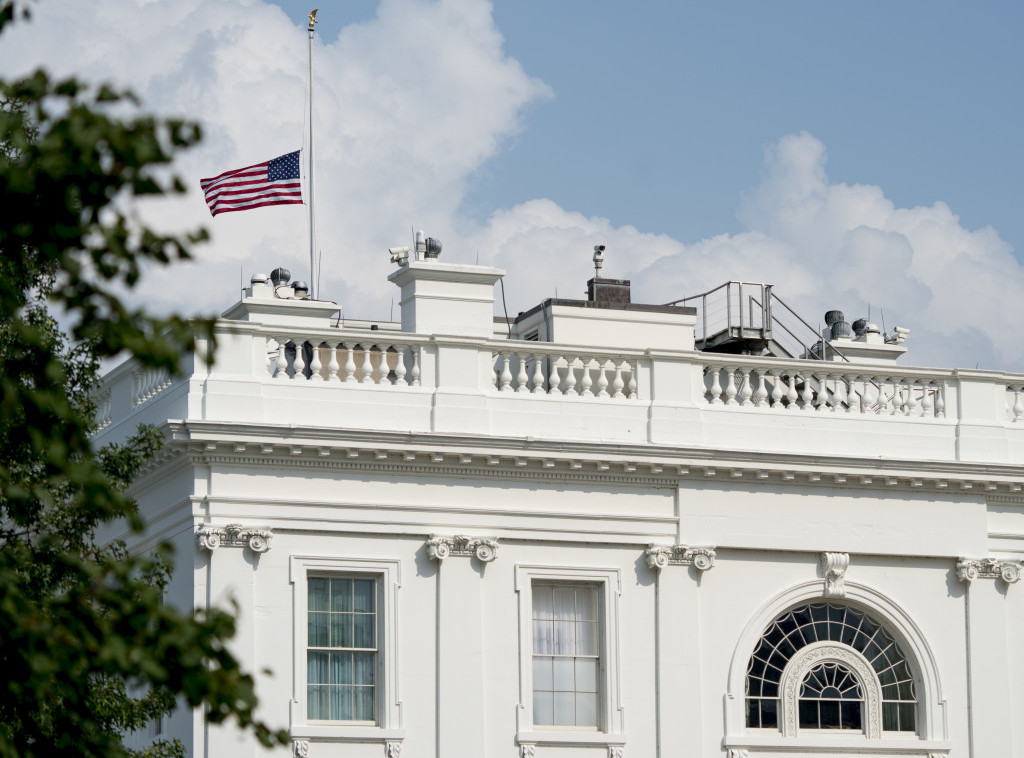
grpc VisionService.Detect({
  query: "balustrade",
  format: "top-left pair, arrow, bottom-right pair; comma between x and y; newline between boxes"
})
268,336 -> 422,388
490,350 -> 639,400
131,366 -> 171,408
703,363 -> 946,418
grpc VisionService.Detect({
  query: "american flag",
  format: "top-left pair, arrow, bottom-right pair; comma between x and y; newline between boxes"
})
200,151 -> 303,216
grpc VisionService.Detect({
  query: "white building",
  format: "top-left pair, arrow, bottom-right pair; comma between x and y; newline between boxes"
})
97,242 -> 1024,758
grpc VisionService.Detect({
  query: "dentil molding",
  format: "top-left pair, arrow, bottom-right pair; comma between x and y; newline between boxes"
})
956,557 -> 1022,585
196,523 -> 272,553
644,544 -> 716,573
821,552 -> 850,598
426,534 -> 499,562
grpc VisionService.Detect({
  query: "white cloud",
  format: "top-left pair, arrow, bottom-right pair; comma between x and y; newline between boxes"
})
2,2 -> 1021,371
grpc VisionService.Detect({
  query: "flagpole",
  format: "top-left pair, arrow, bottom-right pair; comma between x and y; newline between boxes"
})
307,8 -> 318,299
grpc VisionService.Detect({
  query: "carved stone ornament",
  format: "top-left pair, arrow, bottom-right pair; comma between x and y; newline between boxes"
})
386,740 -> 402,758
956,557 -> 1022,585
426,534 -> 499,562
292,739 -> 309,758
196,523 -> 272,553
519,744 -> 536,758
727,750 -> 749,758
644,544 -> 716,572
608,747 -> 624,758
821,552 -> 850,598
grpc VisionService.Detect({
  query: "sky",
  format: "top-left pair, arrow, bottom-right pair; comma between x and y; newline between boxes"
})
3,0 -> 1024,371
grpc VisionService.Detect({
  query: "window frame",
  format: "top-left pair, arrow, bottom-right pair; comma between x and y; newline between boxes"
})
289,555 -> 403,741
514,564 -> 625,748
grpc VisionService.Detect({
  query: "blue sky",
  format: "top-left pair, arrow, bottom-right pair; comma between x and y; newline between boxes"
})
3,0 -> 1023,370
274,0 -> 1024,258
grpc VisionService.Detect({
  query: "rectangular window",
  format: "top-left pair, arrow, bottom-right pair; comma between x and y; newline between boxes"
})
307,576 -> 378,723
531,582 -> 601,728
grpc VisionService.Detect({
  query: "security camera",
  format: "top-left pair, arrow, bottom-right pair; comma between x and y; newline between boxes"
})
389,246 -> 410,266
594,245 -> 606,253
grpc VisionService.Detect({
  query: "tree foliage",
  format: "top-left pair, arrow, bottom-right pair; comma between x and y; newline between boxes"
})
0,4 -> 288,757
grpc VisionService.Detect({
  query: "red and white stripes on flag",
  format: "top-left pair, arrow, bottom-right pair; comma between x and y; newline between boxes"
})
200,150 -> 303,216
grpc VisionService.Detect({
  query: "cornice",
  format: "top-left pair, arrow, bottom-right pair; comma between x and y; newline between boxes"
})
160,419 -> 1024,495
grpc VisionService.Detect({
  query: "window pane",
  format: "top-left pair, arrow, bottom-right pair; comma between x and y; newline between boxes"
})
353,686 -> 374,721
575,658 -> 598,693
309,579 -> 330,612
552,587 -> 575,620
331,651 -> 353,685
533,691 -> 553,725
330,612 -> 349,648
332,577 -> 352,612
309,613 -> 329,647
841,701 -> 862,730
307,685 -> 330,719
353,613 -> 375,648
353,579 -> 375,613
576,588 -> 597,621
745,698 -> 761,728
798,700 -> 817,729
819,700 -> 840,728
533,656 -> 553,690
331,686 -> 352,720
882,702 -> 899,731
553,692 -> 575,725
534,586 -> 554,619
577,621 -> 598,656
553,621 -> 575,655
761,698 -> 778,729
533,620 -> 553,654
552,657 -> 574,691
308,652 -> 330,684
576,691 -> 597,727
353,652 -> 375,685
898,703 -> 916,732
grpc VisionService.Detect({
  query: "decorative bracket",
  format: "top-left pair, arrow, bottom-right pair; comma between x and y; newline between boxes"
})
645,544 -> 716,572
608,747 -> 624,758
386,740 -> 402,758
956,557 -> 1022,585
196,523 -> 272,553
821,552 -> 850,598
519,744 -> 536,758
427,534 -> 499,563
292,739 -> 309,758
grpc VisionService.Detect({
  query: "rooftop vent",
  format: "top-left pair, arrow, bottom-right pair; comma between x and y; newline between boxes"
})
270,267 -> 291,287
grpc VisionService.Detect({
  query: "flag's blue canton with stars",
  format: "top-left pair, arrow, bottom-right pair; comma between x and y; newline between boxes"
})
200,150 -> 303,216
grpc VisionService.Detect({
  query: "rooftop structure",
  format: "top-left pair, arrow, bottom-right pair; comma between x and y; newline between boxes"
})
100,241 -> 1024,758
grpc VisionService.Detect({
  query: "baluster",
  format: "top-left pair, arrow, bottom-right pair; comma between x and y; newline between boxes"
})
812,372 -> 827,411
516,352 -> 529,393
500,352 -> 513,392
738,367 -> 753,407
826,373 -> 840,412
275,337 -> 289,380
344,345 -> 357,383
767,370 -> 782,408
565,357 -> 578,396
846,374 -> 861,414
708,365 -> 723,405
309,341 -> 324,381
360,345 -> 374,384
905,379 -> 919,416
611,359 -> 625,399
627,360 -> 638,400
1012,384 -> 1024,422
799,373 -> 813,411
785,373 -> 798,410
394,345 -> 408,386
291,340 -> 306,380
410,347 -> 421,387
376,346 -> 392,386
724,368 -> 738,406
580,358 -> 595,397
933,380 -> 944,418
491,352 -> 499,389
548,356 -> 565,395
596,358 -> 610,398
532,353 -> 545,394
327,342 -> 340,382
754,369 -> 769,408
920,379 -> 934,417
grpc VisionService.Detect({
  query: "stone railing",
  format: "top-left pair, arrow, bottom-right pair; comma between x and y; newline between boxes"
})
702,357 -> 948,418
265,334 -> 425,387
1007,383 -> 1024,422
131,366 -> 172,409
491,345 -> 640,399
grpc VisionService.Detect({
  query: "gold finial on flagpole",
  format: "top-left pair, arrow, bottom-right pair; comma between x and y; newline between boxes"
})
307,8 -> 318,30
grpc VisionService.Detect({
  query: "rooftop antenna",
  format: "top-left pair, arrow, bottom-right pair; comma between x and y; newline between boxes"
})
307,8 -> 319,299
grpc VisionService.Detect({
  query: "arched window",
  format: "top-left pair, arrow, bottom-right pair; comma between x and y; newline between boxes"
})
745,602 -> 917,736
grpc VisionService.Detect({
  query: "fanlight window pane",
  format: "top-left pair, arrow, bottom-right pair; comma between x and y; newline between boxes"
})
532,583 -> 600,728
745,603 -> 917,733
